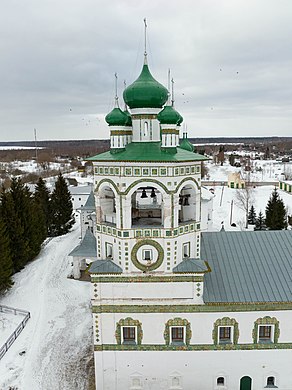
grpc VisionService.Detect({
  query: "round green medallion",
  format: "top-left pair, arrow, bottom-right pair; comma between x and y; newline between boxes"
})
131,239 -> 164,271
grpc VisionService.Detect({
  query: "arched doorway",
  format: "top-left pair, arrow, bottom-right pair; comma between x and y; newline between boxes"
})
240,376 -> 252,390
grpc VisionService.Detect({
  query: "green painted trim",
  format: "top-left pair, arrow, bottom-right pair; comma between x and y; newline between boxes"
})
131,239 -> 164,271
212,317 -> 239,345
92,303 -> 292,314
252,316 -> 280,344
115,317 -> 143,345
164,318 -> 192,346
94,342 -> 292,352
95,178 -> 120,194
175,177 -> 200,191
91,275 -> 204,283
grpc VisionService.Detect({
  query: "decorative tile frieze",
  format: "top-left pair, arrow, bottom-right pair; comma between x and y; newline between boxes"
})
92,302 -> 292,313
94,342 -> 292,352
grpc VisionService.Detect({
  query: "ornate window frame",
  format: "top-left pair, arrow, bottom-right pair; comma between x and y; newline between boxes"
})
115,317 -> 143,345
212,317 -> 239,345
164,318 -> 192,346
252,316 -> 280,344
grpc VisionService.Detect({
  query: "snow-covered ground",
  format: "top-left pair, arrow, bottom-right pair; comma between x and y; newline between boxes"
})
209,185 -> 292,231
204,161 -> 292,231
0,311 -> 23,346
0,222 -> 92,390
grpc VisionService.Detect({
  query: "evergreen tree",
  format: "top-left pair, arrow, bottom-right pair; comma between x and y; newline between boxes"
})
34,177 -> 50,236
254,211 -> 266,231
0,185 -> 30,271
49,173 -> 75,236
0,216 -> 13,293
265,188 -> 287,230
247,205 -> 257,225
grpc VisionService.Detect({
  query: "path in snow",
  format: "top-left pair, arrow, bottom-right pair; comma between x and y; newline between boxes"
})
0,223 -> 93,390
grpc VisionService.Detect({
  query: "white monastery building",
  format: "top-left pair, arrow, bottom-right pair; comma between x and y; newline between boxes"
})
71,33 -> 292,390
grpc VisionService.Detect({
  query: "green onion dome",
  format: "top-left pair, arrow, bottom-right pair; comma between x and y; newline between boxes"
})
105,107 -> 129,126
177,112 -> 184,126
157,105 -> 181,125
123,64 -> 168,109
179,134 -> 194,152
124,108 -> 132,127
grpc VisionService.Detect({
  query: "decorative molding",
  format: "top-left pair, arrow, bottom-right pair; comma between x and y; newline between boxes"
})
252,316 -> 280,344
115,317 -> 143,345
92,303 -> 292,314
94,342 -> 292,352
91,275 -> 204,283
212,317 -> 239,345
131,239 -> 164,271
164,318 -> 192,346
110,130 -> 133,135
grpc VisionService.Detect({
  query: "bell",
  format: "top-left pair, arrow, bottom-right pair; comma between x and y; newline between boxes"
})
179,196 -> 183,205
183,196 -> 190,206
150,188 -> 156,198
141,188 -> 147,198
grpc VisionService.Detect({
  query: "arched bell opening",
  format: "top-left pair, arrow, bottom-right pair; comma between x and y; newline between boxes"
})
131,186 -> 163,227
99,186 -> 116,226
178,184 -> 197,225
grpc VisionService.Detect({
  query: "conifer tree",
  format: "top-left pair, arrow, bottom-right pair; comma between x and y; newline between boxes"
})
49,173 -> 75,236
34,177 -> 50,236
247,205 -> 257,225
254,211 -> 266,231
0,216 -> 13,293
0,185 -> 30,271
265,188 -> 287,230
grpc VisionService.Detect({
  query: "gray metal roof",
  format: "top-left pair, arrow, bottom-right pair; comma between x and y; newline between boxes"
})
69,229 -> 97,257
201,231 -> 292,303
78,191 -> 95,211
173,259 -> 209,273
89,260 -> 122,274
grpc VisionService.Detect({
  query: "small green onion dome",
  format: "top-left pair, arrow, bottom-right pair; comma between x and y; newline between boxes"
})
179,134 -> 194,152
123,64 -> 168,109
105,107 -> 129,126
124,109 -> 132,127
157,105 -> 181,125
177,112 -> 184,126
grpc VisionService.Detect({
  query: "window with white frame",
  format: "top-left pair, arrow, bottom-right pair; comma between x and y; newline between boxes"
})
218,326 -> 233,344
143,249 -> 152,262
183,242 -> 190,258
170,326 -> 185,345
122,326 -> 137,345
258,325 -> 273,343
105,242 -> 113,259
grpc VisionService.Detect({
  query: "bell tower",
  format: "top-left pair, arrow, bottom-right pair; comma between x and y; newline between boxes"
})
88,22 -> 209,390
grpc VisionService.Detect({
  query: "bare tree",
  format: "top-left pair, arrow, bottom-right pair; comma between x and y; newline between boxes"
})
235,183 -> 255,229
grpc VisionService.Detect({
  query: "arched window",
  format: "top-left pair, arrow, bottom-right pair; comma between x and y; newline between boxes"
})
266,376 -> 276,387
217,377 -> 225,386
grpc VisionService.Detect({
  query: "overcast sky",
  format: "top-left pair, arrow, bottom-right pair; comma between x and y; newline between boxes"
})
1,0 -> 292,141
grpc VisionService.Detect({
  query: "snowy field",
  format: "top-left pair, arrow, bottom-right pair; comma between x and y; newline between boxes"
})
204,160 -> 292,231
209,185 -> 292,232
0,222 -> 92,390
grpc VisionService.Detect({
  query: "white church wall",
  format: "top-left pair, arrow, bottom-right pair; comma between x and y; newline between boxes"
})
94,349 -> 292,390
